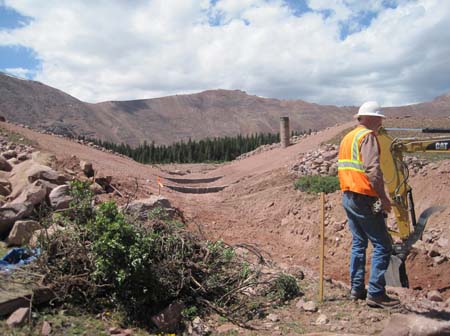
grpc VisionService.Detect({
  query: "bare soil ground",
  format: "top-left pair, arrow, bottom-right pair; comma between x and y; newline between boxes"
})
2,121 -> 450,335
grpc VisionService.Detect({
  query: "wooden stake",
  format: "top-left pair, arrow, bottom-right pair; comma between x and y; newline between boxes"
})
319,191 -> 325,302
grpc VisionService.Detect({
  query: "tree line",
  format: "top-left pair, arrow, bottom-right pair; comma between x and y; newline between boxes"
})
83,130 -> 311,164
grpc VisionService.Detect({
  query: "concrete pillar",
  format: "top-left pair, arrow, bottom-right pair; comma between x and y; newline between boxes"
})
280,117 -> 290,148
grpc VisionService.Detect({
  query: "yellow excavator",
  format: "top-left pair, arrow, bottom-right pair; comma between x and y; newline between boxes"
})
377,127 -> 450,287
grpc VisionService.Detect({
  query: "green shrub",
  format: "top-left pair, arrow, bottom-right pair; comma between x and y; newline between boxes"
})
271,274 -> 300,301
294,175 -> 340,194
34,180 -> 303,329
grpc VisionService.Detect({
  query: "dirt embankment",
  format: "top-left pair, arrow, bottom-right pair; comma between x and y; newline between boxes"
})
2,121 -> 450,335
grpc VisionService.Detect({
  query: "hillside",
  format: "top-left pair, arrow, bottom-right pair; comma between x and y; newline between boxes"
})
2,72 -> 450,147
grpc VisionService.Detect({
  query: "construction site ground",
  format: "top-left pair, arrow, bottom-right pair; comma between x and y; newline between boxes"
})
2,121 -> 450,335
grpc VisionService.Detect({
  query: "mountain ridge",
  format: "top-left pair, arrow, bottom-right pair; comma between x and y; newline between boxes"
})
1,72 -> 449,146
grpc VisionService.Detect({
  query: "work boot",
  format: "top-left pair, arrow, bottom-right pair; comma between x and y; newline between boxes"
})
366,293 -> 400,309
349,289 -> 367,300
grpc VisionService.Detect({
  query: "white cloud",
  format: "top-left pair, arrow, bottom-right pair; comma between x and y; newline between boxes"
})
4,67 -> 33,78
1,0 -> 450,106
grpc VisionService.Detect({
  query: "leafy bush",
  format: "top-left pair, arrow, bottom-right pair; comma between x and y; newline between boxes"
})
294,175 -> 340,194
34,180 -> 303,329
271,274 -> 300,301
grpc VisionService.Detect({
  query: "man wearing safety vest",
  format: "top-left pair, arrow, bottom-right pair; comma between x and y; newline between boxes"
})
338,101 -> 400,309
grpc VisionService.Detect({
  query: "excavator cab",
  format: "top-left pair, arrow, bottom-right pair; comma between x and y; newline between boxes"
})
377,127 -> 450,287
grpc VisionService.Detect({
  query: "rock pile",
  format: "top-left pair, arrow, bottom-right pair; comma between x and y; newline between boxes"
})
289,144 -> 431,177
0,129 -> 112,247
290,144 -> 339,176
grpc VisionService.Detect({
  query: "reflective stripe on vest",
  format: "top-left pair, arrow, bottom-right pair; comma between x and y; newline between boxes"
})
337,128 -> 372,172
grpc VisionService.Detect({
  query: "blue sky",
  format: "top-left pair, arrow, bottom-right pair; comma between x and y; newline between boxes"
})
1,0 -> 450,106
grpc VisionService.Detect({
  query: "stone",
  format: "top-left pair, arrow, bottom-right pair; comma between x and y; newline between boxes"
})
151,302 -> 184,332
2,150 -> 17,159
89,182 -> 104,194
0,203 -> 34,236
123,196 -> 173,220
380,313 -> 450,336
428,247 -> 441,258
31,151 -> 56,166
80,160 -> 94,178
29,223 -> 64,248
295,299 -> 306,309
17,153 -> 29,161
6,307 -> 30,327
333,222 -> 344,232
41,321 -> 52,336
109,327 -> 122,334
427,290 -> 443,302
188,317 -> 211,336
49,185 -> 73,210
0,178 -> 11,196
12,180 -> 47,206
7,220 -> 41,246
266,313 -> 280,322
9,161 -> 64,199
315,314 -> 329,325
26,163 -> 66,185
302,301 -> 318,312
0,155 -> 12,172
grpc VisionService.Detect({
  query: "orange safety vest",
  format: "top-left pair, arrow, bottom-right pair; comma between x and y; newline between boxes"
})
337,126 -> 379,197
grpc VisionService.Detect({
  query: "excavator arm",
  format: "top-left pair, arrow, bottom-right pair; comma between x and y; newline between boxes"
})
376,127 -> 450,287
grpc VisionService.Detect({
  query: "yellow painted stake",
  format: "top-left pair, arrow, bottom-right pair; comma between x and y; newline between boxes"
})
319,192 -> 325,302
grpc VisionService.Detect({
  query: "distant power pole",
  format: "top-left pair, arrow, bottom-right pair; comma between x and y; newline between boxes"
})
280,117 -> 290,148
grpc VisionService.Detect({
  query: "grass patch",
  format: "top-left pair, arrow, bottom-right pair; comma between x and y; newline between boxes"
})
0,307 -> 151,336
294,176 -> 340,194
0,126 -> 36,146
0,241 -> 8,257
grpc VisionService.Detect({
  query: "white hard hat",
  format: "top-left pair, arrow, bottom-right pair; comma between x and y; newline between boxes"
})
355,101 -> 385,118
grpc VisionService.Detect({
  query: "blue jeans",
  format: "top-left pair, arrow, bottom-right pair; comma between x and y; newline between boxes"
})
342,191 -> 393,297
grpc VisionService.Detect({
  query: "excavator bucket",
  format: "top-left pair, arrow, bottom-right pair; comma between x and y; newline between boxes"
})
385,206 -> 445,287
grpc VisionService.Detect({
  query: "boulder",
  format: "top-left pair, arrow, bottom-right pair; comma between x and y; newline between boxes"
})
151,302 -> 184,332
0,203 -> 34,237
427,290 -> 443,302
123,196 -> 173,220
80,160 -> 94,178
41,321 -> 52,336
17,153 -> 29,161
6,220 -> 41,246
89,182 -> 104,194
6,307 -> 30,328
0,178 -> 11,196
9,161 -> 66,199
12,180 -> 47,206
29,223 -> 64,248
2,150 -> 17,159
380,313 -> 450,336
0,156 -> 12,172
302,301 -> 318,312
26,164 -> 66,185
31,151 -> 56,166
49,185 -> 73,210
